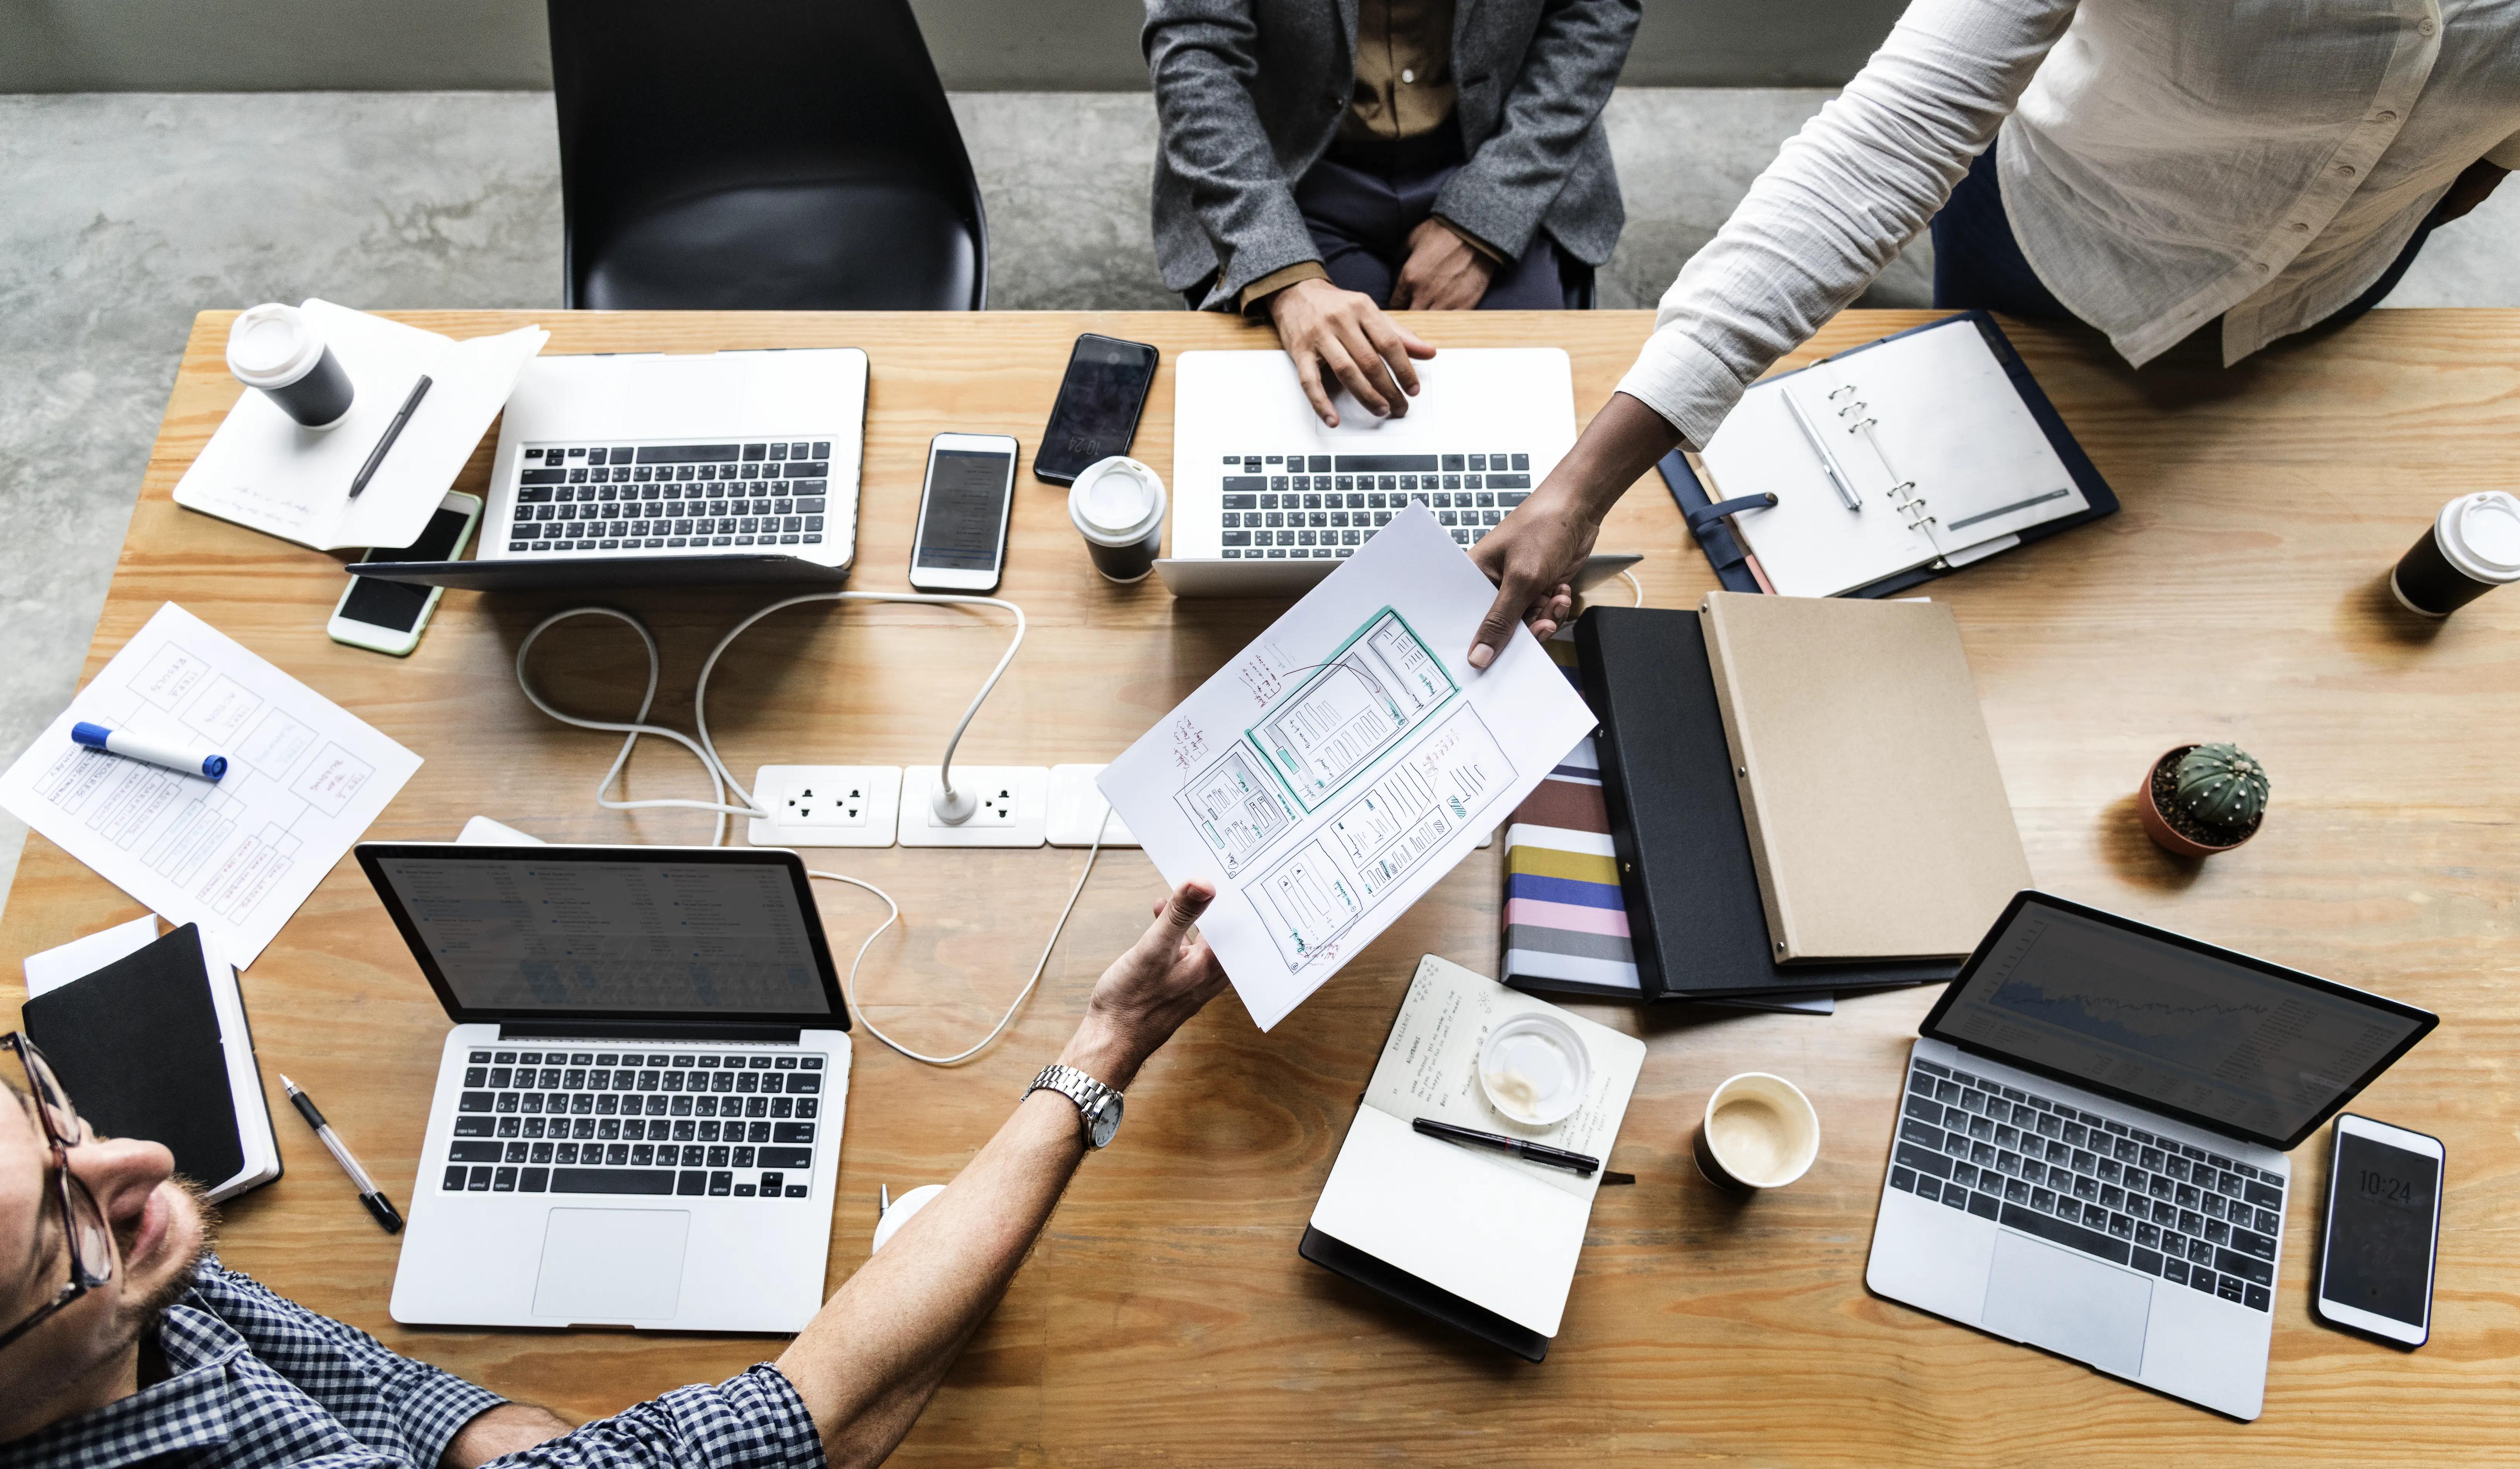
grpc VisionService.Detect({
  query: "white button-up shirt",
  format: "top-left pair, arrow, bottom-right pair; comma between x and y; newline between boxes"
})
1617,0 -> 2520,451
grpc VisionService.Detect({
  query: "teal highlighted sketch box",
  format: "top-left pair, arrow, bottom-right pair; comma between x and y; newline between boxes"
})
1248,607 -> 1456,813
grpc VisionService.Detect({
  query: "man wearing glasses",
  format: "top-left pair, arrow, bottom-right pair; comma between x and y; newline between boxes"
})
0,882 -> 1229,1467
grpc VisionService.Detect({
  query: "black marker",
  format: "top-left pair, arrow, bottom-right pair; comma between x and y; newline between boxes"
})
347,375 -> 432,498
281,1075 -> 403,1232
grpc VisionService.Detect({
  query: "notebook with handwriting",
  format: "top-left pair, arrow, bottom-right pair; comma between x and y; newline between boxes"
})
1303,955 -> 1644,1359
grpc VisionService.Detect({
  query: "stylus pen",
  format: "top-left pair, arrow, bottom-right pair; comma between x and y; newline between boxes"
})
1783,387 -> 1862,512
348,375 -> 432,499
281,1075 -> 404,1233
1414,1117 -> 1600,1177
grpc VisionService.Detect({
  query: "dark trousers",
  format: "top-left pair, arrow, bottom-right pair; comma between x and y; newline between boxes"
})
1930,138 -> 2439,339
1197,131 -> 1590,310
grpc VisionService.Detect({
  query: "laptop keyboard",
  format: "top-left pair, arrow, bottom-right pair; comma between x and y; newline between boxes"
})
1888,1057 -> 2282,1312
506,440 -> 833,555
1214,451 -> 1533,559
441,1047 -> 826,1200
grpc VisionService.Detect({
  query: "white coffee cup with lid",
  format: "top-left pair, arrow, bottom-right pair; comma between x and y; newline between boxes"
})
1068,456 -> 1167,583
226,302 -> 357,429
2391,490 -> 2520,616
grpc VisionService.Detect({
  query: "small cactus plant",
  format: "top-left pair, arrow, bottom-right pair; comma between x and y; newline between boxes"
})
2173,742 -> 2268,832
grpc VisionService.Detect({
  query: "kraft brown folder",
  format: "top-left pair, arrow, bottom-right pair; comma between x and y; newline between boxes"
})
1698,591 -> 2032,961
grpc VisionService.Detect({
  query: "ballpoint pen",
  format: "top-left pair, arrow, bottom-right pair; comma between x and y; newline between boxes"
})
348,375 -> 432,498
281,1075 -> 404,1233
1414,1117 -> 1601,1177
1783,387 -> 1863,512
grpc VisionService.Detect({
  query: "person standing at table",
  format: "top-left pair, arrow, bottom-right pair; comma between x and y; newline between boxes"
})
1144,0 -> 1641,426
1462,0 -> 2519,666
0,884 -> 1229,1469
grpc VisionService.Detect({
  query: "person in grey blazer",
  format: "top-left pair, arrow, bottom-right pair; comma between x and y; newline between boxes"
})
1146,0 -> 1639,426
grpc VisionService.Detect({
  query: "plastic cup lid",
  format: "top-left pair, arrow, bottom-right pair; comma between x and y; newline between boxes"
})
1069,457 -> 1165,545
2446,491 -> 2520,581
226,303 -> 324,388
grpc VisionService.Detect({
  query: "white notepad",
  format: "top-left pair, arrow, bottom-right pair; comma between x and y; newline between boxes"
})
1309,955 -> 1646,1337
1698,318 -> 2090,598
174,300 -> 546,552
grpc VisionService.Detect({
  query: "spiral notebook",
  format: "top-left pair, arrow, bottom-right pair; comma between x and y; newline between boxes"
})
1677,313 -> 2117,599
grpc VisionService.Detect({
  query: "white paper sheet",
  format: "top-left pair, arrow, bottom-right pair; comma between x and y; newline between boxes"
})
22,914 -> 161,997
174,300 -> 546,551
0,604 -> 422,967
1099,505 -> 1596,1030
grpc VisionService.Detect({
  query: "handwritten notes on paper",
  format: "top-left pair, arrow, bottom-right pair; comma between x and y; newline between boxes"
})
0,604 -> 420,966
1099,505 -> 1595,1031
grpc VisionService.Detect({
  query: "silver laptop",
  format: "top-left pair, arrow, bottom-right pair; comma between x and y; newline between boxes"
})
1157,347 -> 1575,594
1871,891 -> 2435,1419
352,347 -> 866,591
357,842 -> 852,1333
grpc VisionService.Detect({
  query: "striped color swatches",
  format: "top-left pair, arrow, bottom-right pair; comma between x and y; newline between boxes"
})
1501,640 -> 1641,997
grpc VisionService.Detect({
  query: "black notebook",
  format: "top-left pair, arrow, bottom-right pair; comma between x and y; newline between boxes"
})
21,922 -> 280,1201
1574,606 -> 1959,999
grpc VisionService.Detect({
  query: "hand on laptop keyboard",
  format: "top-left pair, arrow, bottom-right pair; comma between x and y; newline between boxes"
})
1266,278 -> 1434,427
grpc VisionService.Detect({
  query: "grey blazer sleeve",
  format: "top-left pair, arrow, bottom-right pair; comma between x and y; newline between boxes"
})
1436,0 -> 1640,261
1145,0 -> 1324,308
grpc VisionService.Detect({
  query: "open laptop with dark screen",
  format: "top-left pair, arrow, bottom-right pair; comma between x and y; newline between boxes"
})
1868,890 -> 2434,1419
357,842 -> 851,1333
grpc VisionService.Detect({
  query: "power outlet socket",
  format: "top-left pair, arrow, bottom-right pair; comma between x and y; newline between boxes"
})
898,765 -> 1049,848
1046,764 -> 1140,848
747,765 -> 903,849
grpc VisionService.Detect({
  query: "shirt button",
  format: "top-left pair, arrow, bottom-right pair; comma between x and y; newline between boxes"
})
2375,110 -> 2398,121
2417,17 -> 2435,34
2336,164 -> 2356,177
2290,221 -> 2310,232
1401,68 -> 1415,84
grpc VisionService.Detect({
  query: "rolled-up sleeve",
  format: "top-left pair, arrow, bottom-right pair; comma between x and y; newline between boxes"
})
1614,0 -> 2077,448
485,1365 -> 823,1469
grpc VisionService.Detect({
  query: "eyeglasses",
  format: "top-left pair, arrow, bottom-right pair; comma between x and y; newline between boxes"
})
0,1034 -> 114,1353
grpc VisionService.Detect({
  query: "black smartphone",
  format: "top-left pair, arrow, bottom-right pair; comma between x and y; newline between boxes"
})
1032,334 -> 1159,485
2313,1113 -> 2443,1347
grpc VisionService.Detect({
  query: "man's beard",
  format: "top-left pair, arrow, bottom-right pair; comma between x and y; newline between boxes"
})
108,1178 -> 220,1356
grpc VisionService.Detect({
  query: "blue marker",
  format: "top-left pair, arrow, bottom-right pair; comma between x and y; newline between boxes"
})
71,722 -> 228,780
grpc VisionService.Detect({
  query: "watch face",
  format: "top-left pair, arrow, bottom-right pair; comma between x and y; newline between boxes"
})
1087,1093 -> 1123,1148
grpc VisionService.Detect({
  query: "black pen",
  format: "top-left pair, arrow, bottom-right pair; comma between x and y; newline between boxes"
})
281,1075 -> 404,1232
1414,1117 -> 1600,1177
347,374 -> 432,498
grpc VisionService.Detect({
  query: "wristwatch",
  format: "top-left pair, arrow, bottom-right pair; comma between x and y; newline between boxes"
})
1027,1063 -> 1124,1149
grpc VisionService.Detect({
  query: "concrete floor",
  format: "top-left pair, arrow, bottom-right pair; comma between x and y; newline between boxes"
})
3,89 -> 2515,917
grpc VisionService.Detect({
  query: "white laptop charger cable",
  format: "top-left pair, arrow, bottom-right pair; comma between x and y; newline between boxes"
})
513,591 -> 1109,1067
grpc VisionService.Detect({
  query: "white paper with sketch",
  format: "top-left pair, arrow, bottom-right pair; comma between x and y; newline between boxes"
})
1310,955 -> 1647,1336
1098,505 -> 1595,1031
0,603 -> 421,967
174,300 -> 546,551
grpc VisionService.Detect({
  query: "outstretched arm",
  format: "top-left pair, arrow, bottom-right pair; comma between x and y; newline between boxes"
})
772,884 -> 1230,1469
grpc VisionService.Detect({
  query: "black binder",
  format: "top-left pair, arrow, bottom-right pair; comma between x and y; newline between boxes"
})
21,924 -> 270,1195
1574,606 -> 1959,999
1299,1226 -> 1550,1362
1660,311 -> 2119,598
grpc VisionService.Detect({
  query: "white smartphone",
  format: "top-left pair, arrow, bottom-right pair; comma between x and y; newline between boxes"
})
328,491 -> 482,655
2313,1112 -> 2443,1347
909,433 -> 1019,592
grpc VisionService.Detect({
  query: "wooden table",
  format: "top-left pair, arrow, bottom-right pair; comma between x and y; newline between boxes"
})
6,307 -> 2518,1464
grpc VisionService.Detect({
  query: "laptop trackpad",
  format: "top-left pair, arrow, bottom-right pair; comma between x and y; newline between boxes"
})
1980,1231 -> 2152,1378
532,1209 -> 690,1321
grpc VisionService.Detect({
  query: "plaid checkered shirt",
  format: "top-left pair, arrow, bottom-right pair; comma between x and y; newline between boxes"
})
0,1261 -> 823,1468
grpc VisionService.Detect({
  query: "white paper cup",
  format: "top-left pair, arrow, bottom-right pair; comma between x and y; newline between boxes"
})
1692,1072 -> 1820,1191
2390,490 -> 2520,616
226,302 -> 356,429
1068,456 -> 1166,582
1479,1012 -> 1591,1127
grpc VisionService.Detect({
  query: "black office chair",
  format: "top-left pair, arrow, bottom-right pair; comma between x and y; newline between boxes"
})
547,0 -> 987,311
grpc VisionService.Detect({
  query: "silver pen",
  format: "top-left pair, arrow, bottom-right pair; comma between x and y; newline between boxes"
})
281,1075 -> 404,1233
1783,388 -> 1862,511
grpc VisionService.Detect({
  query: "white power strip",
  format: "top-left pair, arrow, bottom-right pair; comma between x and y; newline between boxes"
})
746,765 -> 904,848
897,766 -> 1049,847
1046,764 -> 1139,848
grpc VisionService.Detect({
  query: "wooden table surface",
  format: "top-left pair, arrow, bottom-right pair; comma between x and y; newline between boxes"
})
5,307 -> 2518,1465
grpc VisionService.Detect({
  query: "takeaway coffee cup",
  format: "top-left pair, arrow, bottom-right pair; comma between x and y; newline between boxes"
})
1068,456 -> 1167,582
2390,490 -> 2520,616
226,302 -> 356,429
1692,1072 -> 1821,1191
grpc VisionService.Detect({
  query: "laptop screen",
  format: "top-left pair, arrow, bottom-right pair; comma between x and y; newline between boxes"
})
1922,894 -> 2432,1150
360,845 -> 846,1027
